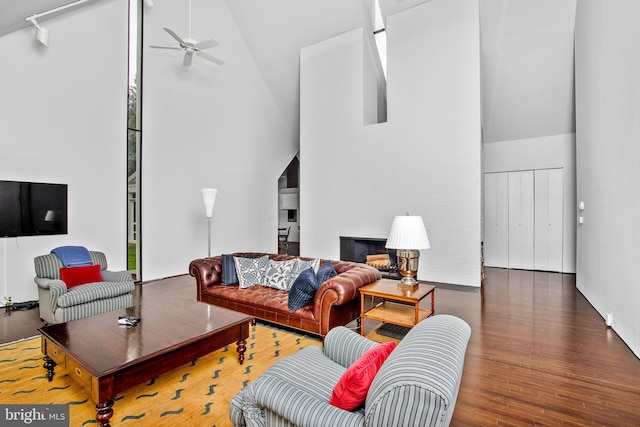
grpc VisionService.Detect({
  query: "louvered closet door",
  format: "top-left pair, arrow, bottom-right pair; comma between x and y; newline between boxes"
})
484,173 -> 509,268
534,168 -> 563,272
508,171 -> 534,269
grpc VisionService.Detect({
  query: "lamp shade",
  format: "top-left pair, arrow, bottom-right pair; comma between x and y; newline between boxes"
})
385,215 -> 430,250
200,188 -> 218,218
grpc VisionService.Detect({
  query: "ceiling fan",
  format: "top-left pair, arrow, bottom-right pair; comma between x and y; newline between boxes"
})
149,0 -> 224,67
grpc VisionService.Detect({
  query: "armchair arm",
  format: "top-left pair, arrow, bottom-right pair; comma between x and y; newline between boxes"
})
34,276 -> 65,291
34,277 -> 67,313
101,269 -> 133,282
323,326 -> 377,368
242,375 -> 364,427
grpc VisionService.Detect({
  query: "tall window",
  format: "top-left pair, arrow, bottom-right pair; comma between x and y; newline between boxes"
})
127,0 -> 142,280
374,0 -> 387,78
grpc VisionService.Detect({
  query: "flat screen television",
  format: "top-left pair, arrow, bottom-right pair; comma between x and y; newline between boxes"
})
0,180 -> 68,237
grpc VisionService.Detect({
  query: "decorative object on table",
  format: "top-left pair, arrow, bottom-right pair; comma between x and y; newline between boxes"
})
385,213 -> 430,289
200,188 -> 218,257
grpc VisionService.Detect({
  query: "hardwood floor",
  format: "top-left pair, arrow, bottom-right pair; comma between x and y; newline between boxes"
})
2,268 -> 639,425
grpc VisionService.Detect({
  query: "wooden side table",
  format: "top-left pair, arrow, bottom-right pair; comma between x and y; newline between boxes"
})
360,279 -> 435,342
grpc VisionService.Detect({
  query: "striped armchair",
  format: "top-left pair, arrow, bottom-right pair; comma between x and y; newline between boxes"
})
34,251 -> 135,324
230,314 -> 471,427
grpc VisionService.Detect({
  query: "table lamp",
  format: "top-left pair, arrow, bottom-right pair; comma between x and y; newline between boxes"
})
385,214 -> 430,289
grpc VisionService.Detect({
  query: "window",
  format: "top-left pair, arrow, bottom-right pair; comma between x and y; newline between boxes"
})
127,0 -> 142,280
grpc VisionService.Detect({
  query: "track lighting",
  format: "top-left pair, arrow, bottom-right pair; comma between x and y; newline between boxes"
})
26,17 -> 49,47
24,0 -> 93,47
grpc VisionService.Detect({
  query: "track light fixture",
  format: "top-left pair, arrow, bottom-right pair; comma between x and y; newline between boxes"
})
26,17 -> 49,47
24,0 -> 93,47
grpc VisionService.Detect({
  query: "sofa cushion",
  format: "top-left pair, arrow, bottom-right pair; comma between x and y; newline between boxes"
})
60,264 -> 102,289
56,280 -> 136,308
288,268 -> 318,312
263,259 -> 297,291
330,341 -> 397,411
235,255 -> 269,289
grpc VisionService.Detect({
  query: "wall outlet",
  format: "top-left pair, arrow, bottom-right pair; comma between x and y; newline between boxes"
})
605,312 -> 613,327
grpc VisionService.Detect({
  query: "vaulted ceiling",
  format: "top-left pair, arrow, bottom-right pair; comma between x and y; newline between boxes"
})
1,0 -> 576,144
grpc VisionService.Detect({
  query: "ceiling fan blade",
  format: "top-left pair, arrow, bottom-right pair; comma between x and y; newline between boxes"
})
195,38 -> 219,50
183,51 -> 194,67
149,45 -> 183,51
163,27 -> 186,47
196,51 -> 225,66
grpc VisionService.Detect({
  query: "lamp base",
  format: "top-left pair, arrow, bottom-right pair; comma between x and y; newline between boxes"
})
396,249 -> 420,289
397,275 -> 419,290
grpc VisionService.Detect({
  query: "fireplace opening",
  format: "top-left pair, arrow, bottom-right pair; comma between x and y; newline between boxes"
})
339,236 -> 401,280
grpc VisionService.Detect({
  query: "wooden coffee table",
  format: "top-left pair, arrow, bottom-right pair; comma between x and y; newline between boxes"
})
38,297 -> 252,427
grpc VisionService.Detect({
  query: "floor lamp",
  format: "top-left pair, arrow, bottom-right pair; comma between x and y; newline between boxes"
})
200,188 -> 218,257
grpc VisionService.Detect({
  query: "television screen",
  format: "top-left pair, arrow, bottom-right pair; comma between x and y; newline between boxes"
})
0,180 -> 67,237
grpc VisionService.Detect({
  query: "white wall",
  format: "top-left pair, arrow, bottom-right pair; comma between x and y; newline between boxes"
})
141,0 -> 297,280
300,0 -> 482,286
0,0 -> 128,303
483,134 -> 577,273
575,1 -> 640,357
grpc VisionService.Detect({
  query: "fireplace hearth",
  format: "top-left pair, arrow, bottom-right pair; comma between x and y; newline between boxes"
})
339,236 -> 403,280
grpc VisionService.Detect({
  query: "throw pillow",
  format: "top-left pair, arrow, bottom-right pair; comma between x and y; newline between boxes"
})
330,341 -> 397,411
234,255 -> 269,289
221,254 -> 239,285
288,258 -> 320,290
59,264 -> 102,289
263,259 -> 297,291
287,268 -> 319,312
316,260 -> 337,285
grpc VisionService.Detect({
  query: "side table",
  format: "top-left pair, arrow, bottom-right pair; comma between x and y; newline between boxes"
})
360,279 -> 435,342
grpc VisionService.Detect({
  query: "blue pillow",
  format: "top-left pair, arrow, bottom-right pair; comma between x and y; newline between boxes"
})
316,261 -> 337,285
221,254 -> 237,285
288,268 -> 319,312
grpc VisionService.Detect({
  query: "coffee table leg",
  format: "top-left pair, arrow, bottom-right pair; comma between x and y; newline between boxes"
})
43,356 -> 56,382
236,339 -> 246,365
96,400 -> 114,427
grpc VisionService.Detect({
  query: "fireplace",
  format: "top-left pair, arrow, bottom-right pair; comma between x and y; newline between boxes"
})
339,236 -> 401,280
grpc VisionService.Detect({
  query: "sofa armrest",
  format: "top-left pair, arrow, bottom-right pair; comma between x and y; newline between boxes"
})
312,262 -> 381,319
101,270 -> 133,283
240,375 -> 364,427
189,256 -> 223,294
323,326 -> 378,368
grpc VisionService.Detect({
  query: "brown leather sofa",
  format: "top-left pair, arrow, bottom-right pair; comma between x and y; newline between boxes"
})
189,252 -> 381,337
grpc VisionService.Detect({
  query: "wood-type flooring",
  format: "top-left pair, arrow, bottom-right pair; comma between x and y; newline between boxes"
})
2,268 -> 639,426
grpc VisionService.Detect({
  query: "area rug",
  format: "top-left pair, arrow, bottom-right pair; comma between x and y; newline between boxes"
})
0,323 -> 322,426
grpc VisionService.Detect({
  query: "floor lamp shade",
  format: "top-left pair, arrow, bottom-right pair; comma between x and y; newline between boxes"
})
200,188 -> 218,218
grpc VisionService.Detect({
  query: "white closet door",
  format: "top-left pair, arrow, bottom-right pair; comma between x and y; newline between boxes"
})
534,169 -> 564,272
484,173 -> 509,268
508,171 -> 534,269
